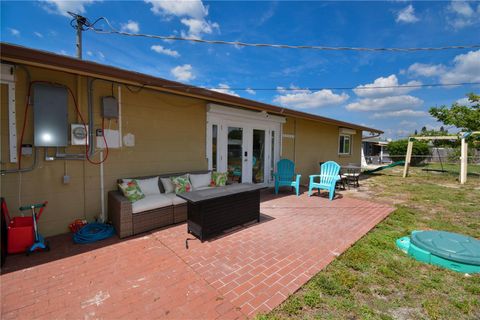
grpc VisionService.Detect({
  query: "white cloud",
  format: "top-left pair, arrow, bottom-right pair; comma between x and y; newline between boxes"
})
405,50 -> 480,84
97,51 -> 105,60
180,18 -> 219,39
353,75 -> 421,98
396,5 -> 419,23
120,20 -> 140,33
274,89 -> 349,109
246,88 -> 256,95
276,86 -> 288,94
40,0 -> 97,17
407,63 -> 447,78
87,50 -> 93,56
8,28 -> 20,36
211,84 -> 239,97
372,109 -> 427,119
440,49 -> 480,84
170,64 -> 195,82
145,0 -> 219,39
346,95 -> 423,112
446,0 -> 480,29
399,120 -> 419,128
150,45 -> 180,57
146,0 -> 207,19
34,31 -> 43,38
456,97 -> 476,107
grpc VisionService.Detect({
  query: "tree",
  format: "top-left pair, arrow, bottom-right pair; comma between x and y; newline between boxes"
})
414,129 -> 418,135
421,126 -> 427,133
429,93 -> 480,131
415,129 -> 458,147
387,139 -> 431,165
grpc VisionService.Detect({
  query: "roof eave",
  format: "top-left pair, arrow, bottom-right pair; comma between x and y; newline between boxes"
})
0,42 -> 383,134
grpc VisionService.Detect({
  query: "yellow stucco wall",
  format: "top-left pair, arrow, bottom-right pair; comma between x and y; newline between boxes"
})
1,64 -> 364,236
1,66 -> 207,236
281,116 -> 362,185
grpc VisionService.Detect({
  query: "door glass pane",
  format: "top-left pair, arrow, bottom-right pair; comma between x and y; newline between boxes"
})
270,131 -> 275,181
339,136 -> 345,153
228,127 -> 243,183
212,125 -> 217,171
344,136 -> 350,154
253,129 -> 265,183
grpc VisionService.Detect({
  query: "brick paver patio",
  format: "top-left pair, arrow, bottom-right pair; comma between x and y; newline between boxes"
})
1,190 -> 393,319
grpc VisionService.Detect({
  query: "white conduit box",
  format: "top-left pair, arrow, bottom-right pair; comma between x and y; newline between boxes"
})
97,129 -> 120,149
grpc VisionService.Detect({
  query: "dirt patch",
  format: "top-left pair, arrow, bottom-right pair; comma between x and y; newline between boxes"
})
390,307 -> 425,320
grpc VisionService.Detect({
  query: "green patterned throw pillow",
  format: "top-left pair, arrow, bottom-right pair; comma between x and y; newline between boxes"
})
118,180 -> 145,202
212,172 -> 228,187
171,176 -> 192,194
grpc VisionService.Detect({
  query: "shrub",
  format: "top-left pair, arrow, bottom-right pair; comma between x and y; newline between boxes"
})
448,147 -> 476,163
387,139 -> 431,165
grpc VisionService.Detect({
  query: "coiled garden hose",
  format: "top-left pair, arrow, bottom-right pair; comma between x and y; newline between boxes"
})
73,223 -> 115,244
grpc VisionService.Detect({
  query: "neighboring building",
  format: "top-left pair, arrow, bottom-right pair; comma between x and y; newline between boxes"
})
0,43 -> 382,236
362,136 -> 391,165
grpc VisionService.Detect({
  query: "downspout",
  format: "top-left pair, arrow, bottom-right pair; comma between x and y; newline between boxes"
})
87,77 -> 95,156
293,118 -> 297,164
117,85 -> 123,148
100,150 -> 105,222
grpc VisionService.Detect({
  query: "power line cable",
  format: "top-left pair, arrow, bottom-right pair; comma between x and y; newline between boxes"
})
85,16 -> 480,52
66,15 -> 480,91
156,82 -> 480,91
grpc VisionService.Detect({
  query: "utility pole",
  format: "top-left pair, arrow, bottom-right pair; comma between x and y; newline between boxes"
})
68,12 -> 87,59
76,21 -> 82,59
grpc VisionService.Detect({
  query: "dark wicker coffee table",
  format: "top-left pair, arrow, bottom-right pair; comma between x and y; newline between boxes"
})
177,184 -> 264,245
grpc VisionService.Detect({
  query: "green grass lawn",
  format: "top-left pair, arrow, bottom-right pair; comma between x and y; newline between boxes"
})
420,163 -> 480,176
258,167 -> 480,320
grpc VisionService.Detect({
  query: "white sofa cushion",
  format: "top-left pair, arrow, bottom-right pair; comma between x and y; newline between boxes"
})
190,172 -> 212,190
132,194 -> 172,214
160,177 -> 175,194
164,193 -> 187,205
136,177 -> 160,195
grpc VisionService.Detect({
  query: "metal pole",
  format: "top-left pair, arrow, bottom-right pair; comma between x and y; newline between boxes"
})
76,21 -> 82,59
460,138 -> 467,184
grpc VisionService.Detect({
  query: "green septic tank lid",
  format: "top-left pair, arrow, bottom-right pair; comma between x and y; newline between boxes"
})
411,231 -> 480,266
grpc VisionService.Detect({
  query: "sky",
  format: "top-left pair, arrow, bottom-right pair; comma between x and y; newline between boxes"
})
1,0 -> 479,139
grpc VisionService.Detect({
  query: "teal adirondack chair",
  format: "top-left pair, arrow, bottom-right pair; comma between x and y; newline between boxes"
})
308,161 -> 341,200
273,159 -> 301,196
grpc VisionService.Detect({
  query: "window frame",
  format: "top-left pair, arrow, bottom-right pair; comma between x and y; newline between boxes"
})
338,134 -> 352,155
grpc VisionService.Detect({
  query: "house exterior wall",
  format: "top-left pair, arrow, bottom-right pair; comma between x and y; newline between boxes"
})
1,66 -> 207,236
281,116 -> 362,185
1,64 -> 362,237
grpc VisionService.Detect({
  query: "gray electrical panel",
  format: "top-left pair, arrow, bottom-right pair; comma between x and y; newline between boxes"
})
33,83 -> 68,147
101,96 -> 119,119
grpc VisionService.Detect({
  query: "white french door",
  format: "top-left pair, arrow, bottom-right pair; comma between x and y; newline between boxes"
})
206,104 -> 285,185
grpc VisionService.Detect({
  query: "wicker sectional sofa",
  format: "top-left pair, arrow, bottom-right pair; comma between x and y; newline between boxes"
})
108,170 -> 211,238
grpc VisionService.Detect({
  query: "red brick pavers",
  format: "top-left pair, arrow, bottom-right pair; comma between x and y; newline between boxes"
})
1,190 -> 393,319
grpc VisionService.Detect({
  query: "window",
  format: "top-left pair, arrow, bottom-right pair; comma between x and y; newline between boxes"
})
339,134 -> 351,155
